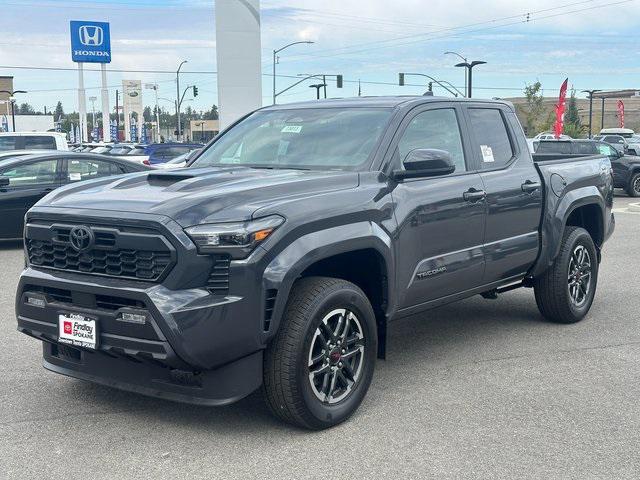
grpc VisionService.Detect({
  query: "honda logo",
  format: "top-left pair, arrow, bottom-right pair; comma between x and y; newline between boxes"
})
78,25 -> 104,46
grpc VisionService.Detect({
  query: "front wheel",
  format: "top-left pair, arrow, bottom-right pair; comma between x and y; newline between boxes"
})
263,277 -> 377,430
627,172 -> 640,197
533,226 -> 598,324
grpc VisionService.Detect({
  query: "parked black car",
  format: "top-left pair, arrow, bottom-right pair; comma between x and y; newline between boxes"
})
535,139 -> 640,196
16,97 -> 614,429
0,152 -> 149,239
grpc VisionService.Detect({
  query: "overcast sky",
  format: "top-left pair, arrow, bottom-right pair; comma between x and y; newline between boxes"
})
2,0 -> 640,114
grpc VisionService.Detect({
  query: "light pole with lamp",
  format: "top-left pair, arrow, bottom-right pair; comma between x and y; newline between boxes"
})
273,41 -> 314,104
581,89 -> 601,139
454,61 -> 486,99
0,90 -> 27,132
398,73 -> 464,97
175,60 -> 188,141
444,51 -> 467,97
145,83 -> 162,143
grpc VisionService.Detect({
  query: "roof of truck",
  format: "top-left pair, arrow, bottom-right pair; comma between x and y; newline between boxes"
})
263,96 -> 513,110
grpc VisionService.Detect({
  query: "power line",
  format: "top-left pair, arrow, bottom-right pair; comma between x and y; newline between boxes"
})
282,0 -> 627,61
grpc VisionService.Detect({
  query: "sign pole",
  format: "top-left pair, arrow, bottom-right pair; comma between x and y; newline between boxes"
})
78,62 -> 88,143
101,63 -> 110,142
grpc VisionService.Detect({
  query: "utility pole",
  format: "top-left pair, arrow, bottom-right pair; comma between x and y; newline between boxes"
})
272,41 -> 314,104
454,60 -> 487,98
601,98 -> 606,130
176,60 -> 188,142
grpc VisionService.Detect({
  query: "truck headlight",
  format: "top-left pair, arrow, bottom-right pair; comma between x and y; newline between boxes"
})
185,215 -> 284,255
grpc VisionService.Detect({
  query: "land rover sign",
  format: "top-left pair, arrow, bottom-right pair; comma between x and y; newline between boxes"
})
70,20 -> 111,63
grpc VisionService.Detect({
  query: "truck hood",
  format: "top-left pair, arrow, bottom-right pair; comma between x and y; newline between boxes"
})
38,167 -> 360,226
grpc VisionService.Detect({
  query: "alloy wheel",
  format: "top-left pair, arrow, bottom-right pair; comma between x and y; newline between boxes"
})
307,308 -> 365,404
567,244 -> 592,307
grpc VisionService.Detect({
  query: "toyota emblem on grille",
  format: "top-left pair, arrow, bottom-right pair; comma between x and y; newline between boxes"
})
69,226 -> 94,252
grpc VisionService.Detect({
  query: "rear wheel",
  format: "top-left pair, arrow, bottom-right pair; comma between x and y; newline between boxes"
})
534,227 -> 598,324
263,277 -> 377,430
627,172 -> 640,197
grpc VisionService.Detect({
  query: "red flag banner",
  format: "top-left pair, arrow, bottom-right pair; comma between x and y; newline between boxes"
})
553,78 -> 569,139
617,100 -> 625,128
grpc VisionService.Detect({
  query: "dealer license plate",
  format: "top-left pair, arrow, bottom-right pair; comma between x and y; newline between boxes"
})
58,313 -> 97,350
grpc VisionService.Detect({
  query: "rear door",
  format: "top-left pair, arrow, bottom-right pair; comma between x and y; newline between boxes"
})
464,105 -> 543,285
390,103 -> 487,310
0,158 -> 62,238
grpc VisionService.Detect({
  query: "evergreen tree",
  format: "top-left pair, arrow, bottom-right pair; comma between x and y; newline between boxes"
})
54,101 -> 64,118
564,89 -> 584,138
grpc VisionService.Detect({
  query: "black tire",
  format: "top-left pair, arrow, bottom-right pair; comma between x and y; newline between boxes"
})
263,277 -> 377,430
533,226 -> 598,324
627,172 -> 640,197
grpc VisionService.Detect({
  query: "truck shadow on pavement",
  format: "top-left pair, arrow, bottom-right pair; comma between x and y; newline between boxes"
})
68,291 -> 552,433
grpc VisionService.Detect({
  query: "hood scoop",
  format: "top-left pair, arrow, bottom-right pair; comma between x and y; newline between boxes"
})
146,172 -> 196,186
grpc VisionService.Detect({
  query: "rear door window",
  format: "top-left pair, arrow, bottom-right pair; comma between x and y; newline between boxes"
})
467,108 -> 514,169
67,158 -> 117,182
24,136 -> 57,150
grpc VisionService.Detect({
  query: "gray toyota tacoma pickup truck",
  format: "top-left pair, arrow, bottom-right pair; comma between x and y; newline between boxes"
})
16,97 -> 615,429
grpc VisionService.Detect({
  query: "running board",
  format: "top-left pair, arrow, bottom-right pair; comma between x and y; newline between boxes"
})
480,280 -> 531,300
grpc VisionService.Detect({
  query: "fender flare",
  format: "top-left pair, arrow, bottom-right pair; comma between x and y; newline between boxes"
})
532,187 -> 604,277
261,221 -> 395,350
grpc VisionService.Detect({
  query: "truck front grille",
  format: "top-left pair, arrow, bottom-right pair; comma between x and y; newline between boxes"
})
25,221 -> 175,282
27,240 -> 172,281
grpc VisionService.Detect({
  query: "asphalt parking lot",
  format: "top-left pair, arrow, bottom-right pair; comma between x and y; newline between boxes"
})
1,196 -> 639,479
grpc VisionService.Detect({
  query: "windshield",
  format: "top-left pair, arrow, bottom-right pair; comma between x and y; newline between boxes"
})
191,108 -> 391,170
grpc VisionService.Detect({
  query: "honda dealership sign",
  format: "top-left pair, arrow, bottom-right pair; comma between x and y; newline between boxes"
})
70,20 -> 111,63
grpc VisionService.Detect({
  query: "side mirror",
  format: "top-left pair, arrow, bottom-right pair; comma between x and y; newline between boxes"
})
0,176 -> 9,187
393,149 -> 456,180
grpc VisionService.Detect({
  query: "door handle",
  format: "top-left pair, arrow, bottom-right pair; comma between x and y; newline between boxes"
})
463,188 -> 486,202
521,180 -> 541,193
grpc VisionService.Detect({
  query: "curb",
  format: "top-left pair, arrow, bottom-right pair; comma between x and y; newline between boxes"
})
630,202 -> 640,213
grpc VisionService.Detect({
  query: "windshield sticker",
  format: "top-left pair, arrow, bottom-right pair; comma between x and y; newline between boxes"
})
69,172 -> 82,181
277,140 -> 290,156
480,145 -> 495,162
281,125 -> 302,134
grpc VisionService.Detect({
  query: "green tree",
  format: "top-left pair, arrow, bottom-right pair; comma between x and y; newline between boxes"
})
54,101 -> 64,119
204,104 -> 219,120
520,81 -> 544,135
18,103 -> 35,115
564,89 -> 584,138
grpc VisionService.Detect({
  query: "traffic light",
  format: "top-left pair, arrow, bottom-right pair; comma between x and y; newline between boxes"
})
399,73 -> 405,86
193,86 -> 198,97
336,75 -> 343,89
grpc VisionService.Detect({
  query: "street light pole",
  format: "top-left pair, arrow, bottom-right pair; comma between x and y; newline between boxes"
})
145,83 -> 162,142
309,83 -> 327,100
581,90 -> 601,138
0,90 -> 27,132
272,41 -> 314,104
444,51 -> 467,97
454,61 -> 486,98
176,60 -> 188,142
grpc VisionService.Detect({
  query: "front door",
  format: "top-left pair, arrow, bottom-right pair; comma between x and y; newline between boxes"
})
0,158 -> 61,238
390,104 -> 486,310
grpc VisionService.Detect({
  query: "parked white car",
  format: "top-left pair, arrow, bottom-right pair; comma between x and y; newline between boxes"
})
0,132 -> 69,151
